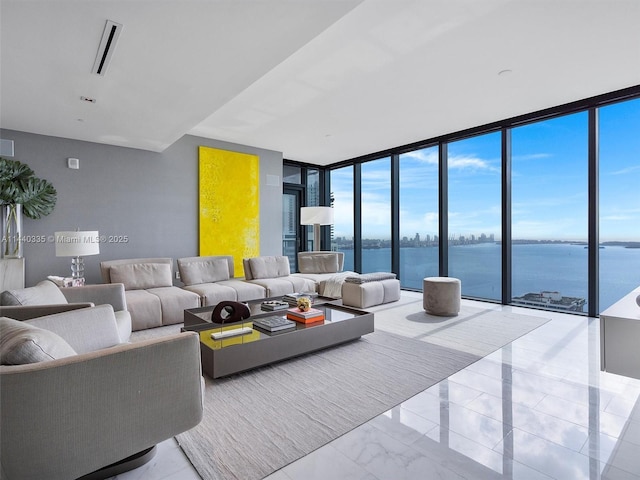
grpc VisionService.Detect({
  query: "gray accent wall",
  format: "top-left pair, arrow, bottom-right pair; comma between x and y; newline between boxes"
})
0,129 -> 283,286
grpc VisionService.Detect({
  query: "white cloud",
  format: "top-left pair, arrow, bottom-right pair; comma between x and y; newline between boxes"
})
448,154 -> 498,172
512,153 -> 553,162
609,164 -> 640,175
400,149 -> 438,164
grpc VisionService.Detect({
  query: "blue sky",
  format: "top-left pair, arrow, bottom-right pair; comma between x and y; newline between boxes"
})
331,98 -> 639,242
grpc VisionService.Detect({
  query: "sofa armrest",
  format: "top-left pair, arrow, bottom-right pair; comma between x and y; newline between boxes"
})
0,332 -> 203,480
0,303 -> 92,321
60,283 -> 127,312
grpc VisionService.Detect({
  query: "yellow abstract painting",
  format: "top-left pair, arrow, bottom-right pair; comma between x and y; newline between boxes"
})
199,146 -> 260,277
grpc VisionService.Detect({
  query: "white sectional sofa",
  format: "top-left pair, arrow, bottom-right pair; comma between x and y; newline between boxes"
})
291,251 -> 347,296
177,255 -> 266,306
100,258 -> 200,331
242,255 -> 316,297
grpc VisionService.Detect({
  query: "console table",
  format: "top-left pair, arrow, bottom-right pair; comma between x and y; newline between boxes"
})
600,286 -> 640,380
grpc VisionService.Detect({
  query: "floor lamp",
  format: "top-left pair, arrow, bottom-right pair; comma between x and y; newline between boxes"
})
55,230 -> 100,286
300,207 -> 333,251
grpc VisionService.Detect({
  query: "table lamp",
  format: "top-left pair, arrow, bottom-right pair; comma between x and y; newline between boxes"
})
55,231 -> 100,286
300,207 -> 333,251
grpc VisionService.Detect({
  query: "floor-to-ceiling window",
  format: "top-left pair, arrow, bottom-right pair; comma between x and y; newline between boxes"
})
511,112 -> 589,313
283,165 -> 323,270
399,147 -> 439,289
330,165 -> 355,271
283,165 -> 302,267
361,157 -> 391,273
304,168 -> 321,251
598,98 -> 640,311
447,132 -> 502,301
312,89 -> 639,316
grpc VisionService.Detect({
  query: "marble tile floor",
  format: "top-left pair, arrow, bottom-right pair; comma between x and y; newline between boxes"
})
109,297 -> 640,480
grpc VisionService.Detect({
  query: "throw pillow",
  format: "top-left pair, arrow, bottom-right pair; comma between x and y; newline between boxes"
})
299,254 -> 340,274
248,256 -> 290,279
179,258 -> 230,285
109,262 -> 173,290
0,317 -> 77,365
0,280 -> 68,306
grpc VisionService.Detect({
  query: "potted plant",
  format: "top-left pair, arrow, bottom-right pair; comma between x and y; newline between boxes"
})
0,157 -> 57,258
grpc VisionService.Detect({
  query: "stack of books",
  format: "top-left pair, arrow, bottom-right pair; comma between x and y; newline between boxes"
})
283,292 -> 319,307
286,307 -> 325,324
260,300 -> 289,311
252,315 -> 296,332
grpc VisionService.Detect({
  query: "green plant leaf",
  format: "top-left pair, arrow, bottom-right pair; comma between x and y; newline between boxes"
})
0,157 -> 56,218
16,177 -> 57,219
0,157 -> 34,182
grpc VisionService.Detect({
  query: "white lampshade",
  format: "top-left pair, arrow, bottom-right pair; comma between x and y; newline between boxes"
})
300,207 -> 333,251
55,231 -> 100,257
300,207 -> 334,226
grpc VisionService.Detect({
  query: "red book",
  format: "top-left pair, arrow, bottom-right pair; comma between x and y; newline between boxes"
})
286,312 -> 325,324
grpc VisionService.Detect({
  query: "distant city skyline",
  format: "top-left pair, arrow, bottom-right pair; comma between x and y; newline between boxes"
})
330,98 -> 639,242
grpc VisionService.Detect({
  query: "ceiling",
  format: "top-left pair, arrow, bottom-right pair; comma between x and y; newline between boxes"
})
1,0 -> 639,166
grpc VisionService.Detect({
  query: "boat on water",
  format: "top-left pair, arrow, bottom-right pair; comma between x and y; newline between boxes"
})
512,291 -> 586,312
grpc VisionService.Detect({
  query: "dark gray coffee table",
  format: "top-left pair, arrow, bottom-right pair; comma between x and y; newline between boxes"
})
182,299 -> 374,379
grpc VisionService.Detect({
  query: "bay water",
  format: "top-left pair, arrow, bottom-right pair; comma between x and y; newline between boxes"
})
344,243 -> 639,313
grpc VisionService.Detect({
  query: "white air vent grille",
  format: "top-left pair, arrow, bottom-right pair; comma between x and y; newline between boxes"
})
92,20 -> 123,76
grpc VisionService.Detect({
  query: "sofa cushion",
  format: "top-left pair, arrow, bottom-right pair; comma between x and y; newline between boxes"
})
298,254 -> 340,274
0,317 -> 77,365
147,287 -> 200,326
344,272 -> 397,284
248,256 -> 290,279
109,263 -> 173,290
25,305 -> 122,354
180,258 -> 230,286
124,290 -> 163,331
0,280 -> 69,306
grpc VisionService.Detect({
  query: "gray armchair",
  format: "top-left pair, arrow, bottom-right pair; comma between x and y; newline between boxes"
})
0,304 -> 204,480
0,280 -> 132,342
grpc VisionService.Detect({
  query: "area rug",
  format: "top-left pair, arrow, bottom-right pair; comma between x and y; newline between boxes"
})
371,298 -> 549,356
174,302 -> 550,480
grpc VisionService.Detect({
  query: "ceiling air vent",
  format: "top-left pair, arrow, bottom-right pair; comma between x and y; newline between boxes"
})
92,20 -> 123,76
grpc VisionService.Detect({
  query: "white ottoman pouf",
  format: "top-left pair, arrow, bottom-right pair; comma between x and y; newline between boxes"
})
342,272 -> 401,309
423,277 -> 461,316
